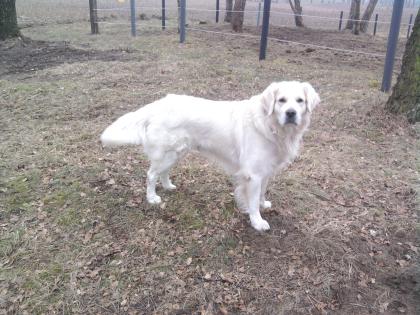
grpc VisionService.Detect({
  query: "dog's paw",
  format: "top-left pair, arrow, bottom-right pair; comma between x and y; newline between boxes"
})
147,195 -> 162,205
163,183 -> 177,191
250,215 -> 270,231
261,200 -> 272,209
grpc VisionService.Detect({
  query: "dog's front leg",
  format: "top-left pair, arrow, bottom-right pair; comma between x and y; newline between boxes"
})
246,176 -> 270,231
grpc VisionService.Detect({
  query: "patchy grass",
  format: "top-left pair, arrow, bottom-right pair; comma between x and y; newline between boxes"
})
0,18 -> 418,315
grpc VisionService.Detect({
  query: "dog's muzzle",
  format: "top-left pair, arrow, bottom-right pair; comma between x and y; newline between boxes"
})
285,110 -> 297,125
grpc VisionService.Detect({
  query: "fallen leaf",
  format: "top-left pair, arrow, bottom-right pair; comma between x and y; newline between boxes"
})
220,273 -> 234,284
287,265 -> 295,277
83,231 -> 93,244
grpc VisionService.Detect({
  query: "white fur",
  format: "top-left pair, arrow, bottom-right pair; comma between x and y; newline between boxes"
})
101,81 -> 320,231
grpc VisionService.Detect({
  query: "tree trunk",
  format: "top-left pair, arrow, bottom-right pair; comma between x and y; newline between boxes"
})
345,0 -> 356,30
386,9 -> 420,123
225,0 -> 233,23
360,0 -> 378,33
177,0 -> 180,33
288,0 -> 304,27
0,0 -> 19,40
352,0 -> 361,35
231,0 -> 246,32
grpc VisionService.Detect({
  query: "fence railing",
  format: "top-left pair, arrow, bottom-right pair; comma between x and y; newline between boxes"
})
88,0 -> 415,92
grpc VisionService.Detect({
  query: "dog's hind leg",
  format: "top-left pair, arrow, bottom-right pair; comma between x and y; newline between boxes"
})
147,166 -> 162,204
159,151 -> 178,191
146,151 -> 178,204
234,183 -> 249,213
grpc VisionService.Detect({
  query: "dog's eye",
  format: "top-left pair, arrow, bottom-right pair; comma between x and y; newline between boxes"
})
296,98 -> 304,103
278,97 -> 287,103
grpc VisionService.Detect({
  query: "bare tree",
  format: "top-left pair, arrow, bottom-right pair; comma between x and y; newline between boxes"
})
386,9 -> 420,123
0,0 -> 19,40
345,0 -> 361,34
288,0 -> 304,27
225,0 -> 233,23
177,0 -> 181,33
360,0 -> 379,33
231,0 -> 246,32
345,0 -> 356,30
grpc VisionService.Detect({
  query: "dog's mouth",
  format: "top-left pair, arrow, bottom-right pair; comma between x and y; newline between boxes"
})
284,119 -> 298,126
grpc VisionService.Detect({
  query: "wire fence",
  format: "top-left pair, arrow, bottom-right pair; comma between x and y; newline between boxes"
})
17,0 -> 418,36
83,1 -> 417,60
16,0 -> 417,62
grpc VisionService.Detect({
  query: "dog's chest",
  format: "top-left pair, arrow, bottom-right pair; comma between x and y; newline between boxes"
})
273,134 -> 301,167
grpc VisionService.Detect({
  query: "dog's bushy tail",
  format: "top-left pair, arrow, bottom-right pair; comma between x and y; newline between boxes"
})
100,110 -> 147,147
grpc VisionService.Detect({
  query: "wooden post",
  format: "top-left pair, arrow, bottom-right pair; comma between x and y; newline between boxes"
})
373,13 -> 378,36
338,10 -> 343,30
89,0 -> 99,34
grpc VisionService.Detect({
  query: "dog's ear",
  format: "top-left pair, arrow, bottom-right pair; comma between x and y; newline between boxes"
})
261,83 -> 278,116
302,82 -> 320,113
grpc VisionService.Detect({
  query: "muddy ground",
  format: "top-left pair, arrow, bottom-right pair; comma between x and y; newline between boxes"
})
0,20 -> 419,315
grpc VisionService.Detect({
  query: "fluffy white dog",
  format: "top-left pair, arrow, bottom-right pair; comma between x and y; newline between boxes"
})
101,81 -> 320,231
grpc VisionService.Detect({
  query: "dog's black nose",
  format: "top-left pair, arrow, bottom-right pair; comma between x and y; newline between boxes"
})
286,110 -> 296,119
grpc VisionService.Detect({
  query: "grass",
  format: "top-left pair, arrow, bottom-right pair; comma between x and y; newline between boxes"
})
0,16 -> 418,315
0,228 -> 25,259
1,172 -> 41,215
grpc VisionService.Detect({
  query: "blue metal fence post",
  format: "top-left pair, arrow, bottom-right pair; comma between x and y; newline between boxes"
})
180,0 -> 186,43
407,14 -> 413,38
257,1 -> 262,27
216,0 -> 220,23
373,13 -> 378,35
162,0 -> 166,30
130,0 -> 136,36
259,0 -> 272,60
338,11 -> 343,30
89,0 -> 99,34
381,0 -> 404,92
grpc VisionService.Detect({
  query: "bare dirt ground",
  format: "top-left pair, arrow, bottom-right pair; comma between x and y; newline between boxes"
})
0,19 -> 419,315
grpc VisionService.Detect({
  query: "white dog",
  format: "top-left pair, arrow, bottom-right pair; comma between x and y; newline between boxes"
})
101,81 -> 320,231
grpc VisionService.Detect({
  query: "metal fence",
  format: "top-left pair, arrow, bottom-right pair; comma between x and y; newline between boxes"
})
16,0 -> 418,38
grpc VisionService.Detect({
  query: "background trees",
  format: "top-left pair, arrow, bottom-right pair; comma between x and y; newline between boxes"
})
0,0 -> 19,40
346,0 -> 380,35
225,0 -> 233,23
288,0 -> 305,27
386,9 -> 420,123
231,0 -> 247,32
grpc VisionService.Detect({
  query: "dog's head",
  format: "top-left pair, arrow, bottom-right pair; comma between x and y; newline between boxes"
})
261,81 -> 320,127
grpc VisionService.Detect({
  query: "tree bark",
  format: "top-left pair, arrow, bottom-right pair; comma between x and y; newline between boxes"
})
386,9 -> 420,123
225,0 -> 233,23
360,0 -> 378,33
0,0 -> 19,40
288,0 -> 304,27
177,0 -> 180,33
352,0 -> 361,35
345,0 -> 356,30
231,0 -> 246,32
